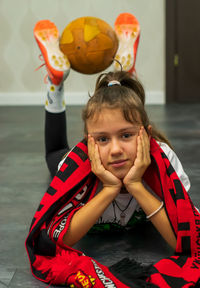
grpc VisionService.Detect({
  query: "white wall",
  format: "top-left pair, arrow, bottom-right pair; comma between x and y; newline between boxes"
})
0,0 -> 165,105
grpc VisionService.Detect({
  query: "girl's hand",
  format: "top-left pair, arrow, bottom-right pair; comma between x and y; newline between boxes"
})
123,127 -> 151,190
88,135 -> 122,190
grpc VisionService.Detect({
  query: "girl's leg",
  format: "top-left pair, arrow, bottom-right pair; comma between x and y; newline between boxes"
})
45,79 -> 70,178
33,20 -> 71,177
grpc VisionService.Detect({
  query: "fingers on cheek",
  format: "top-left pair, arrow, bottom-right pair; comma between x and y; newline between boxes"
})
88,138 -> 96,164
139,134 -> 147,160
88,135 -> 92,148
137,134 -> 141,145
138,135 -> 142,151
93,143 -> 98,156
93,143 -> 100,165
90,137 -> 96,152
141,130 -> 149,149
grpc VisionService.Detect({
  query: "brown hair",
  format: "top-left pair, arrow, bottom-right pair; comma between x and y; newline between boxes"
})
82,71 -> 172,149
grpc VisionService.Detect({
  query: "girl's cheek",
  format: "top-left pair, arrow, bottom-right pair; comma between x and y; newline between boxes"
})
98,146 -> 106,163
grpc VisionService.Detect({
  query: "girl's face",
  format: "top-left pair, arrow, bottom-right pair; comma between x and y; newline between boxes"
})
87,108 -> 141,179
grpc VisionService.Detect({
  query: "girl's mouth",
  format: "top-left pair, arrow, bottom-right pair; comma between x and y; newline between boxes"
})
110,159 -> 128,168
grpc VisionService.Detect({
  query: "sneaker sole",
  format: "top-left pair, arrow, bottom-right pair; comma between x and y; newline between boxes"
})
34,20 -> 70,84
114,13 -> 140,73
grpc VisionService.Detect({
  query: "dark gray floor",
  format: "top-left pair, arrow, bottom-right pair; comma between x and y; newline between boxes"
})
0,104 -> 199,287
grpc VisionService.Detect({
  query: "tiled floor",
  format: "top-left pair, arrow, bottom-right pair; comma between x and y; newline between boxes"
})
0,104 -> 199,287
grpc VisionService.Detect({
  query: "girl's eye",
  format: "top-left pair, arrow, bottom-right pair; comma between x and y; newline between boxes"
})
121,133 -> 133,139
97,136 -> 108,143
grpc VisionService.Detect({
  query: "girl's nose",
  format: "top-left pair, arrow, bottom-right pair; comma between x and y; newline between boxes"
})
110,139 -> 123,155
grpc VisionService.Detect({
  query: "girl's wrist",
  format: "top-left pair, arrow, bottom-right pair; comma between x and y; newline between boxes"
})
102,185 -> 121,196
124,181 -> 144,195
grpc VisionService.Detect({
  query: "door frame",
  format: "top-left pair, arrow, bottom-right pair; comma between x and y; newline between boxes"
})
165,0 -> 177,103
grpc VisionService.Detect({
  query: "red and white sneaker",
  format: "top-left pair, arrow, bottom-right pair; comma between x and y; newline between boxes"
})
113,13 -> 140,75
34,20 -> 70,85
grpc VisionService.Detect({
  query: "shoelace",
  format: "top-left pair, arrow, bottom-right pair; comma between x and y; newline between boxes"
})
34,54 -> 49,84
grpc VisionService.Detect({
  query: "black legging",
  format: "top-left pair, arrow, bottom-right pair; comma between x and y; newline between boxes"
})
45,110 -> 70,177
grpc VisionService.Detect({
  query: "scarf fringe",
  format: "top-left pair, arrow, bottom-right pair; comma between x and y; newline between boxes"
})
109,258 -> 159,288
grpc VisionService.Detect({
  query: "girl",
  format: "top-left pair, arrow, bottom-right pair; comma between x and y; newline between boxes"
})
26,20 -> 200,287
62,71 -> 180,250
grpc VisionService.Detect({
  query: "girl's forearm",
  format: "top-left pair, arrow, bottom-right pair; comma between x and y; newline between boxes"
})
63,186 -> 119,246
126,182 -> 177,250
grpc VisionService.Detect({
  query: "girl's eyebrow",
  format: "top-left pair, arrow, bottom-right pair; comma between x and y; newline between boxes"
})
90,126 -> 140,135
89,132 -> 107,136
119,127 -> 140,132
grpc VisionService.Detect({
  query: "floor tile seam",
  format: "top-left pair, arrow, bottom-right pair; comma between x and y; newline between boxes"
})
2,268 -> 17,287
0,279 -> 8,287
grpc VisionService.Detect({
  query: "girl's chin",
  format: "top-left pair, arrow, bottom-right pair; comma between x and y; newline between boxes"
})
111,169 -> 129,180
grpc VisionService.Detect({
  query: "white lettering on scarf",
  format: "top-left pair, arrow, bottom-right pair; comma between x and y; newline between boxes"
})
53,215 -> 68,240
91,260 -> 116,288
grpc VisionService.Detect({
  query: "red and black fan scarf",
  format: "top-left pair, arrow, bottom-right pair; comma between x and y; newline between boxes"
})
25,138 -> 200,287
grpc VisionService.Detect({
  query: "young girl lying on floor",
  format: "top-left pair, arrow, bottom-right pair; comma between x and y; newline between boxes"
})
25,19 -> 200,288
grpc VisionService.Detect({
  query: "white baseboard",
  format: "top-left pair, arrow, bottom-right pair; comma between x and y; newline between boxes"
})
0,91 -> 165,105
146,91 -> 165,104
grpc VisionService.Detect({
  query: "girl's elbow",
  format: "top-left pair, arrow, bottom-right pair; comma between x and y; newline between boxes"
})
62,232 -> 77,247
